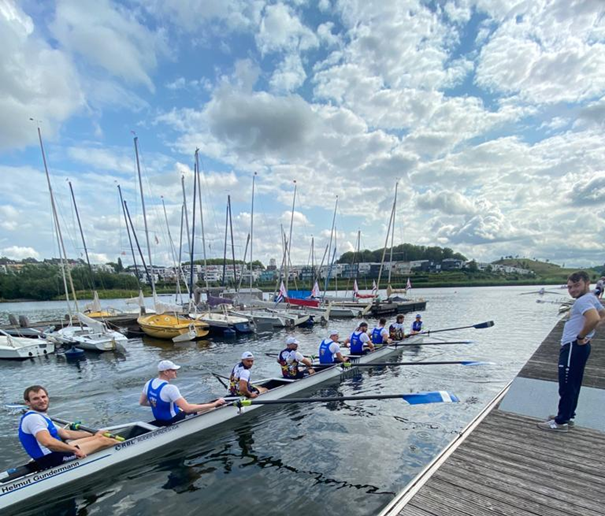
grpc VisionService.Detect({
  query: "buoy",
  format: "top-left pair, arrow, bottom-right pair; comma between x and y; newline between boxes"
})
64,347 -> 85,359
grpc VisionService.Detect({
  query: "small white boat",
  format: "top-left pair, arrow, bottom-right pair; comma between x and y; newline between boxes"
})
189,312 -> 254,334
0,333 -> 55,360
47,313 -> 127,352
0,335 -> 453,512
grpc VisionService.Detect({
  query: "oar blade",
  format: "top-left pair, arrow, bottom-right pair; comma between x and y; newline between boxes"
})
401,391 -> 459,405
461,360 -> 494,366
474,320 -> 494,329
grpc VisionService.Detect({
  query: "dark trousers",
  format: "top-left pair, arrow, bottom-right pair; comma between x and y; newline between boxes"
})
556,341 -> 591,424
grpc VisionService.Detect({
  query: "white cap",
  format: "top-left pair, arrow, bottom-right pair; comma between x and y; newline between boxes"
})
241,351 -> 255,360
158,360 -> 181,371
286,337 -> 299,345
329,329 -> 339,336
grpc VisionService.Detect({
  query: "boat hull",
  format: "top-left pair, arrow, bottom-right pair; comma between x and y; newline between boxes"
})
0,338 -> 55,360
0,335 -> 422,510
138,314 -> 209,340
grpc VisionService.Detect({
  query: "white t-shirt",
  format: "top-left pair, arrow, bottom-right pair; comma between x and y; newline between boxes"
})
20,412 -> 53,456
231,363 -> 252,383
142,379 -> 183,403
391,322 -> 405,331
281,350 -> 305,364
328,342 -> 341,355
561,293 -> 604,344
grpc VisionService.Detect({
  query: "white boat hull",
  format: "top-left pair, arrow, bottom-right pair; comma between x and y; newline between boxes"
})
0,337 -> 55,360
0,336 -> 423,510
51,327 -> 128,352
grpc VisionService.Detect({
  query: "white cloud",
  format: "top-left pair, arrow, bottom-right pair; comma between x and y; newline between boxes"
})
0,0 -> 84,150
256,3 -> 319,55
0,246 -> 40,260
270,53 -> 307,93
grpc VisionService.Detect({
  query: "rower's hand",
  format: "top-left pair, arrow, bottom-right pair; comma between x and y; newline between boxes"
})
72,446 -> 86,459
214,398 -> 226,407
249,392 -> 259,399
308,368 -> 315,375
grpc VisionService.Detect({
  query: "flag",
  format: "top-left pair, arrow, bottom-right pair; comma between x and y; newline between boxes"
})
406,277 -> 412,290
311,280 -> 320,298
372,280 -> 377,293
121,251 -> 127,256
354,279 -> 360,298
275,281 -> 288,303
154,235 -> 160,245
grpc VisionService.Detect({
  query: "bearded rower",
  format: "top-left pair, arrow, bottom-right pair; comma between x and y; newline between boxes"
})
229,352 -> 268,398
277,337 -> 315,379
19,385 -> 117,470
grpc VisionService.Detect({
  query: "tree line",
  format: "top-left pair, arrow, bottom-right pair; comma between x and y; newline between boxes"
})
337,244 -> 467,264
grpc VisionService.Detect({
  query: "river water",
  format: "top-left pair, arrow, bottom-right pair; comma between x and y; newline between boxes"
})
0,286 -> 566,515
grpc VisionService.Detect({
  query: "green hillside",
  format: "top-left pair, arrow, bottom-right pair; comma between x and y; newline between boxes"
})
493,258 -> 598,282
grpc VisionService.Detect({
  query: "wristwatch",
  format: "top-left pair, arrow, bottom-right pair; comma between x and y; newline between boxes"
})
577,334 -> 586,341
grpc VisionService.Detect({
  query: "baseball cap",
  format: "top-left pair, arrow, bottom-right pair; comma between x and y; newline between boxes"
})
329,329 -> 339,336
158,360 -> 181,371
415,314 -> 422,318
241,351 -> 255,360
286,337 -> 299,345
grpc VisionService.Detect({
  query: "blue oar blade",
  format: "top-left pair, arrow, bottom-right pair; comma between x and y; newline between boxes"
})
5,404 -> 26,412
461,361 -> 494,366
401,391 -> 459,405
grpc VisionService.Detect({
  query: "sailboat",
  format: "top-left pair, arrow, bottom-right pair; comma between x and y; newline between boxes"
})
32,123 -> 127,353
130,137 -> 209,341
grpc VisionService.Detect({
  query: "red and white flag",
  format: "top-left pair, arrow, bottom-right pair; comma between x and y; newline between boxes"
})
372,280 -> 377,293
275,280 -> 288,303
354,279 -> 360,297
406,277 -> 412,290
311,281 -> 321,298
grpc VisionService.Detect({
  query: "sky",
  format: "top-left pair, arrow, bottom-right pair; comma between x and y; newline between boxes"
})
1,0 -> 605,269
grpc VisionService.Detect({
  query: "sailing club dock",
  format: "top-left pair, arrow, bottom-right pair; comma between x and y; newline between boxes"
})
380,318 -> 605,516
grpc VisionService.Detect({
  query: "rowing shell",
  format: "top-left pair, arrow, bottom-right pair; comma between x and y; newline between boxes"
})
0,335 -> 428,511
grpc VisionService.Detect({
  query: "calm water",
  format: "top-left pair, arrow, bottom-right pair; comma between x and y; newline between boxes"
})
0,287 -> 565,515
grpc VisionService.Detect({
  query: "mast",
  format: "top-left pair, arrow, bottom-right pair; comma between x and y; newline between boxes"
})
34,123 -> 79,316
284,180 -> 297,294
189,159 -> 198,305
323,196 -> 338,294
161,196 -> 181,302
181,175 -> 192,266
124,200 -> 152,285
228,195 -> 237,286
387,182 -> 399,286
133,135 -> 156,294
222,199 -> 229,286
117,185 -> 141,288
249,172 -> 257,293
68,181 -> 94,291
376,182 -> 398,293
195,149 -> 210,292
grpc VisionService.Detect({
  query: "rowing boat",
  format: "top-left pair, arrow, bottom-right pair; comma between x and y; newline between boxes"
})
0,335 -> 439,511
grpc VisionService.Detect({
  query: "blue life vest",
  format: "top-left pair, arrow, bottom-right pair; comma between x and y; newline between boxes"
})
412,321 -> 422,332
147,380 -> 181,421
318,338 -> 336,364
19,411 -> 60,459
350,331 -> 365,353
372,328 -> 384,345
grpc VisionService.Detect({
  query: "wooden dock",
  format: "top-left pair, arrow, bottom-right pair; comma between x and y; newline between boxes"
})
381,319 -> 605,516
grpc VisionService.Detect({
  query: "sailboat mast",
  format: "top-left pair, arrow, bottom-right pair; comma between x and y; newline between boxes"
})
195,150 -> 210,292
228,195 -> 237,285
35,124 -> 79,315
284,180 -> 297,293
181,175 -> 192,264
222,199 -> 228,286
387,182 -> 398,285
249,172 -> 256,293
161,196 -> 180,302
68,181 -> 94,291
376,183 -> 398,292
117,185 -> 141,288
189,159 -> 198,303
323,196 -> 338,293
133,136 -> 156,293
124,200 -> 152,285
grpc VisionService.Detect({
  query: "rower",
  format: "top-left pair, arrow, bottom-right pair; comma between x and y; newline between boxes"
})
229,352 -> 268,398
389,314 -> 406,340
371,318 -> 391,346
410,314 -> 423,334
346,321 -> 375,354
318,330 -> 348,364
277,337 -> 316,379
140,360 -> 225,426
19,385 -> 117,470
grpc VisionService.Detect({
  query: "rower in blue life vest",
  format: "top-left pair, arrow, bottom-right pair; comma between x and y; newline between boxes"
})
229,352 -> 269,398
410,314 -> 423,335
389,314 -> 406,340
140,360 -> 225,426
371,318 -> 391,345
318,329 -> 348,364
277,337 -> 316,379
344,321 -> 375,354
19,385 -> 118,470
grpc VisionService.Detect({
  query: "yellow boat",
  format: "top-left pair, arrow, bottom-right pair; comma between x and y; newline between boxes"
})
137,314 -> 209,340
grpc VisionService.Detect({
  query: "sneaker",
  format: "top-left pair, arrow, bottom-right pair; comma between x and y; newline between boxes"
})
548,415 -> 575,428
537,419 -> 569,432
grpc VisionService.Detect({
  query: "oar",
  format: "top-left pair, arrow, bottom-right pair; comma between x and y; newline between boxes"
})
232,391 -> 459,408
390,340 -> 473,347
342,360 -> 493,367
414,320 -> 494,336
212,372 -> 229,389
7,405 -> 125,441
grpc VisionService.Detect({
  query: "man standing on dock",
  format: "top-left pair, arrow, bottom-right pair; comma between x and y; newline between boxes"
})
538,271 -> 605,432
